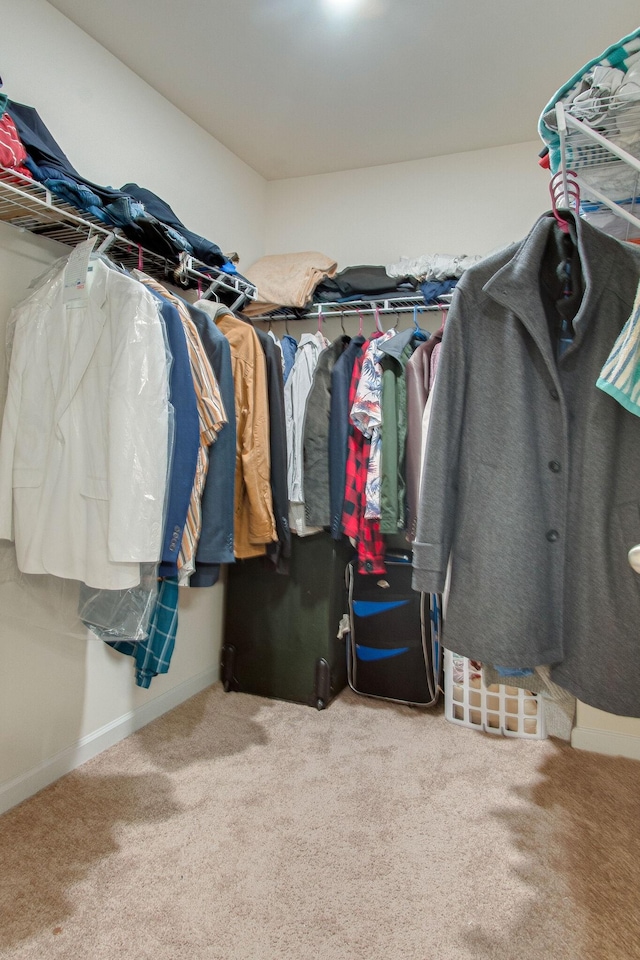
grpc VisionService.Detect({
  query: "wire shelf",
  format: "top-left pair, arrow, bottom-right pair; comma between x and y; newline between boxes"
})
557,96 -> 640,214
0,167 -> 257,308
563,95 -> 640,170
248,292 -> 452,323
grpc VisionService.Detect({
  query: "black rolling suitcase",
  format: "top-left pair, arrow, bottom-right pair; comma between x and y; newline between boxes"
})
222,532 -> 354,710
346,552 -> 442,707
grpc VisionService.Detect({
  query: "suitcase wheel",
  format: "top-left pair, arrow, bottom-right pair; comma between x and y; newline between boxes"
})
316,698 -> 325,711
221,644 -> 236,694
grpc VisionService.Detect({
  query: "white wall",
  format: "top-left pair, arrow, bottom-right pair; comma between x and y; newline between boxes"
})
265,141 -> 552,267
0,0 -> 267,814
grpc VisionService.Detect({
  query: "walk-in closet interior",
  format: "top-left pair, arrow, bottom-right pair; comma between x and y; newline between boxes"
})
2,2 -> 640,957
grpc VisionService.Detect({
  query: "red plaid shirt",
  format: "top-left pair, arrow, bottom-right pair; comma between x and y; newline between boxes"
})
341,338 -> 386,575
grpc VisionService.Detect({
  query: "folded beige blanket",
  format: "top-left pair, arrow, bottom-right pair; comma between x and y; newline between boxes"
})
242,251 -> 337,316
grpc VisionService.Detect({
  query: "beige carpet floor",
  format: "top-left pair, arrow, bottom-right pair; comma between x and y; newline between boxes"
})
1,683 -> 640,959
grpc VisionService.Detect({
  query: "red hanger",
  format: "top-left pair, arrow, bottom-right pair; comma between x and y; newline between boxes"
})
549,170 -> 580,234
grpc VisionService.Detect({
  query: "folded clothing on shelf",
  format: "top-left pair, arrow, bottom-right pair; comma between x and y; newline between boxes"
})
313,264 -> 417,302
386,253 -> 480,281
420,278 -> 458,305
6,99 -> 231,274
241,251 -> 338,316
121,183 -> 227,268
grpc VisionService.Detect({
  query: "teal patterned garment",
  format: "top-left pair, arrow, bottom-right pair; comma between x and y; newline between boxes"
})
597,284 -> 640,415
106,577 -> 179,689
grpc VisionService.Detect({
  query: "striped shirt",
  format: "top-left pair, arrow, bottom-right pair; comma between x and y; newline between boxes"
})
597,282 -> 640,415
135,273 -> 227,579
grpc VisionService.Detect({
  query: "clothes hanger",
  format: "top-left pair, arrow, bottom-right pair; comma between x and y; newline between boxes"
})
172,251 -> 191,288
96,230 -> 118,256
202,281 -> 220,303
412,304 -> 429,341
548,170 -> 581,302
549,170 -> 580,236
356,308 -> 365,337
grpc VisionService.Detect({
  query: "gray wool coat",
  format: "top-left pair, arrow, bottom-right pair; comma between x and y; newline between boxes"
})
412,212 -> 640,717
303,335 -> 350,527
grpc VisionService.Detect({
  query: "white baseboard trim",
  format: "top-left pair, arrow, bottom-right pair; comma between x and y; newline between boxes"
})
571,725 -> 640,761
0,668 -> 219,816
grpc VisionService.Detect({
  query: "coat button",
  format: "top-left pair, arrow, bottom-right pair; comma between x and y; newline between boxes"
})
546,529 -> 559,542
548,460 -> 561,473
549,387 -> 559,400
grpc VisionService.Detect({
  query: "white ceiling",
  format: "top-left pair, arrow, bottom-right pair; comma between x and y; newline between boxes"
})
47,0 -> 640,181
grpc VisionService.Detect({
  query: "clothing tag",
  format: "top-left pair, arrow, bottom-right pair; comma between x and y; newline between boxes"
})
63,236 -> 98,304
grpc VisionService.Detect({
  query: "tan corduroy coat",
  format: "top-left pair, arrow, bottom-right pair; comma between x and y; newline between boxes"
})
196,302 -> 276,559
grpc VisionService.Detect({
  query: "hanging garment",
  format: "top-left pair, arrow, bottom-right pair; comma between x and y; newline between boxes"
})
268,329 -> 285,376
596,280 -> 640,415
142,289 -> 200,579
350,329 -> 395,520
198,301 -> 276,559
405,329 -> 441,542
79,562 -> 158,644
254,327 -> 291,570
328,335 -> 366,540
186,302 -> 236,586
285,331 -> 329,536
377,327 -> 416,534
412,211 -> 640,717
105,577 -> 180,689
135,274 -> 227,583
0,255 -> 169,589
282,333 -> 298,383
418,341 -> 443,484
342,337 -> 386,575
303,335 -> 351,528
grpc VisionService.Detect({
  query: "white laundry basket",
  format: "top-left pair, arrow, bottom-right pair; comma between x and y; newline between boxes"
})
444,649 -> 546,739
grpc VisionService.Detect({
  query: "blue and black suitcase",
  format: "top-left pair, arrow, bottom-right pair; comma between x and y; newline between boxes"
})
346,552 -> 442,707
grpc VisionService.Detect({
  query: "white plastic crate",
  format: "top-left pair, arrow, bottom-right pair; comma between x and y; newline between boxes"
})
444,649 -> 546,739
